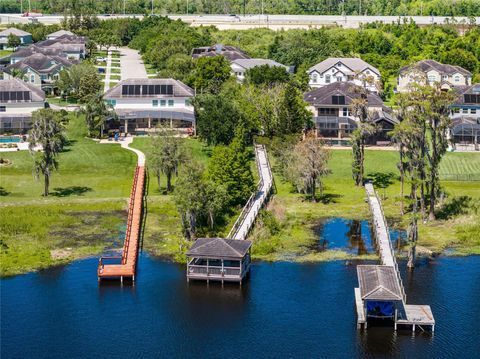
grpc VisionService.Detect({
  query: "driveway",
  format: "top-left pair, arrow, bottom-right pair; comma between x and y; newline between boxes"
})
119,47 -> 148,79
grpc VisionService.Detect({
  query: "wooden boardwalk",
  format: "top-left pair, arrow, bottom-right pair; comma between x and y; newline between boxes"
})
228,144 -> 274,241
97,138 -> 146,282
357,183 -> 435,332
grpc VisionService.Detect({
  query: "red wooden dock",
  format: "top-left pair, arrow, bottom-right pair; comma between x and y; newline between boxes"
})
97,165 -> 145,282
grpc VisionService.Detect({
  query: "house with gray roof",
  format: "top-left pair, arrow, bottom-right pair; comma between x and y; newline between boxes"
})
103,78 -> 195,134
3,53 -> 76,94
304,82 -> 397,145
308,57 -> 381,93
0,78 -> 46,134
230,58 -> 290,82
0,28 -> 32,50
9,45 -> 64,64
191,44 -> 250,61
449,84 -> 480,150
186,238 -> 252,284
46,30 -> 75,40
397,60 -> 472,93
35,34 -> 87,60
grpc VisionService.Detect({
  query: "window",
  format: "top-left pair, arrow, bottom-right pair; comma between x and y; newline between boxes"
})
442,75 -> 448,80
30,74 -> 35,83
332,95 -> 345,105
106,99 -> 116,106
471,109 -> 477,114
325,75 -> 331,84
318,108 -> 337,116
152,100 -> 158,107
428,75 -> 436,83
311,73 -> 318,83
342,107 -> 350,117
160,100 -> 166,107
462,108 -> 468,114
168,100 -> 174,107
336,76 -> 342,82
0,106 -> 5,112
185,99 -> 191,106
454,75 -> 460,82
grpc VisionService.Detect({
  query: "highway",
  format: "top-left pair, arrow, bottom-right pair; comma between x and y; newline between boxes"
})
1,13 -> 478,30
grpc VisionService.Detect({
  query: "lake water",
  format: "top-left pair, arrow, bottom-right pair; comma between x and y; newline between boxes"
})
1,254 -> 479,358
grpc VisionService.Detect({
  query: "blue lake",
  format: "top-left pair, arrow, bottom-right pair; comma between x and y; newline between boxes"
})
1,254 -> 479,358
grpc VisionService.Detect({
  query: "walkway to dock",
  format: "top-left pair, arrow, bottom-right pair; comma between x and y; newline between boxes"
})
228,144 -> 274,241
357,183 -> 434,332
97,138 -> 145,282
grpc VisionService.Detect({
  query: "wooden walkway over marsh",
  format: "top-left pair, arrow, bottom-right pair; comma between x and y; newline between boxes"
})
355,183 -> 435,332
97,139 -> 146,283
228,144 -> 274,241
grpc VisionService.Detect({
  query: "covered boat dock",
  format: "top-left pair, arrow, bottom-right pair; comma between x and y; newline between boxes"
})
186,238 -> 252,285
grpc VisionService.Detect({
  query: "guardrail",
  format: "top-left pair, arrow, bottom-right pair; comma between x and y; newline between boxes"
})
368,184 -> 407,302
227,144 -> 273,240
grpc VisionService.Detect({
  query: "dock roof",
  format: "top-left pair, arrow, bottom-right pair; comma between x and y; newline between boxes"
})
187,238 -> 252,260
357,265 -> 403,301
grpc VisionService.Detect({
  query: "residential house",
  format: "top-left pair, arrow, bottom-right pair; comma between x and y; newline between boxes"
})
103,79 -> 195,134
397,60 -> 472,93
0,78 -> 46,134
35,34 -> 87,60
0,28 -> 32,50
450,84 -> 480,150
9,45 -> 64,64
3,53 -> 76,94
191,44 -> 250,61
46,30 -> 75,40
307,58 -> 380,93
230,58 -> 290,82
304,82 -> 397,145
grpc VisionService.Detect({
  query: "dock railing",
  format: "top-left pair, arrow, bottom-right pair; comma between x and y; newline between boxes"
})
227,144 -> 273,240
369,185 -> 407,303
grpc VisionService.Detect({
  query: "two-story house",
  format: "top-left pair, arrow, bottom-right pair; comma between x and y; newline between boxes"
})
191,44 -> 250,62
103,79 -> 195,134
0,28 -> 33,50
450,84 -> 480,150
3,53 -> 76,94
397,60 -> 472,93
304,82 -> 397,145
35,34 -> 87,60
0,78 -> 46,134
307,58 -> 381,93
230,58 -> 290,82
9,45 -> 64,64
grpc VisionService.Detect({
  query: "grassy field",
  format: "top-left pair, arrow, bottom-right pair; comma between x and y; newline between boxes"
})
0,115 -> 137,276
249,147 -> 480,262
110,74 -> 121,80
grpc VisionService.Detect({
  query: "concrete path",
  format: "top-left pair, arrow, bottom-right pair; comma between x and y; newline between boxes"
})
229,145 -> 273,240
99,137 -> 145,166
119,47 -> 148,80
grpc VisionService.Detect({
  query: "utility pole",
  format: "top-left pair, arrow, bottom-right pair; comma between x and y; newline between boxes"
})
124,0 -> 126,15
151,0 -> 154,15
187,0 -> 189,15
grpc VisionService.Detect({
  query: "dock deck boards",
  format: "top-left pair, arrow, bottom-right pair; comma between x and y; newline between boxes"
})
398,305 -> 435,325
97,165 -> 145,280
355,288 -> 366,324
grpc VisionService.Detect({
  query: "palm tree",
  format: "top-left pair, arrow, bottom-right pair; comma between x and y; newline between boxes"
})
29,109 -> 66,196
9,68 -> 24,79
78,93 -> 116,138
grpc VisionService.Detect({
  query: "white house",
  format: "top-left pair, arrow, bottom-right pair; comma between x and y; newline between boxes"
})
46,30 -> 75,40
397,60 -> 472,93
0,78 -> 46,134
230,58 -> 290,82
103,79 -> 195,134
307,57 -> 381,93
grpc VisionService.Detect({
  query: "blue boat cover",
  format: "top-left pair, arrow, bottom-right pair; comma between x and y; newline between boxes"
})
366,301 -> 394,317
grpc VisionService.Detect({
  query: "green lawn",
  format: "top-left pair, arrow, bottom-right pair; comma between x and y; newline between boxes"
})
110,74 -> 121,80
250,147 -> 480,261
46,97 -> 78,107
110,67 -> 120,74
0,115 -> 137,276
0,49 -> 13,57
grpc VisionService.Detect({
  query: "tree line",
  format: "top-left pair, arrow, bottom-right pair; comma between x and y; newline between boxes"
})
2,0 -> 479,16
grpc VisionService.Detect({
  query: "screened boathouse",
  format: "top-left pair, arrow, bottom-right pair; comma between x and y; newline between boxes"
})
186,238 -> 252,284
